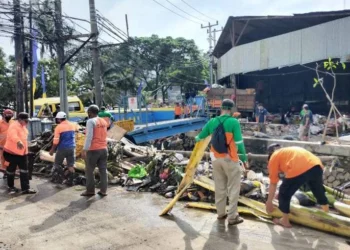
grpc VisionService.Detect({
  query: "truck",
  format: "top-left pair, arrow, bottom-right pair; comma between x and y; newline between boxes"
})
205,87 -> 256,118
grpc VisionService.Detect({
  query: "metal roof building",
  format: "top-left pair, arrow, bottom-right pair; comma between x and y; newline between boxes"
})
213,10 -> 350,113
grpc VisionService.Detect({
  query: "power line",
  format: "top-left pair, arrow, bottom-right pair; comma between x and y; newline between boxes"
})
164,0 -> 207,23
180,0 -> 217,22
151,0 -> 200,24
96,11 -> 128,38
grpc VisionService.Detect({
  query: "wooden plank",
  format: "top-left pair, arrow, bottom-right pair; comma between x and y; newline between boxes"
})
160,137 -> 211,216
107,124 -> 127,141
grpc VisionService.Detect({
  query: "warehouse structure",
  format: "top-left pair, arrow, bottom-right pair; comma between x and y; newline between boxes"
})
213,10 -> 350,113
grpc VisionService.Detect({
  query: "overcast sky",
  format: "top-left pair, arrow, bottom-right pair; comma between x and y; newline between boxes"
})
0,0 -> 348,58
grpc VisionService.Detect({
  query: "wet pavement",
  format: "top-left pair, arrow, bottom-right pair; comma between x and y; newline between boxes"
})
0,176 -> 349,250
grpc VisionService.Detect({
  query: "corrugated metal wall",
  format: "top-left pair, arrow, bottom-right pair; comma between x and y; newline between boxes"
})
217,16 -> 350,79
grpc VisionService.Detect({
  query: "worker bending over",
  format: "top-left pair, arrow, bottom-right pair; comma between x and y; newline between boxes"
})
81,105 -> 108,197
3,112 -> 36,194
0,109 -> 14,176
196,99 -> 247,225
265,144 -> 329,228
50,111 -> 77,186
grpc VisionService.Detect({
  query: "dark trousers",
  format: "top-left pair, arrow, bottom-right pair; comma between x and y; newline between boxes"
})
279,165 -> 328,213
3,151 -> 30,191
174,115 -> 181,119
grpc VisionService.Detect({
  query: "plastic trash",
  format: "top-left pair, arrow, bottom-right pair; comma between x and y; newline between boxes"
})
128,165 -> 147,179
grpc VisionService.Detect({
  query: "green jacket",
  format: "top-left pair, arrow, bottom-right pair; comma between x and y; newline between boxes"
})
196,114 -> 247,162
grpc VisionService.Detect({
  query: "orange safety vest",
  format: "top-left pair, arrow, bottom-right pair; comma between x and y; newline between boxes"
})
174,106 -> 182,115
89,118 -> 108,151
4,121 -> 28,156
0,120 -> 12,149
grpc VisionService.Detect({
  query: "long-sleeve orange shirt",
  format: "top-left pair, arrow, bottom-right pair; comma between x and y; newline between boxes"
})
4,121 -> 28,156
268,146 -> 323,184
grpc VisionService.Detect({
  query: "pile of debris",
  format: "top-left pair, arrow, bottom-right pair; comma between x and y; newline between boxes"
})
27,126 -> 350,237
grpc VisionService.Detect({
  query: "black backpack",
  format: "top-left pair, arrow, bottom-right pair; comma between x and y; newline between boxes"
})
211,117 -> 231,154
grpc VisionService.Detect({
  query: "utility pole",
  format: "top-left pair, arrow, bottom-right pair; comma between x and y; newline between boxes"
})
14,0 -> 24,113
29,0 -> 34,117
213,27 -> 223,47
125,14 -> 129,38
21,12 -> 29,113
212,27 -> 223,84
201,21 -> 218,85
89,0 -> 102,107
55,0 -> 68,116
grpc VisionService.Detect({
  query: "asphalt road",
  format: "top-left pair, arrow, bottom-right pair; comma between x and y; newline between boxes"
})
0,176 -> 348,250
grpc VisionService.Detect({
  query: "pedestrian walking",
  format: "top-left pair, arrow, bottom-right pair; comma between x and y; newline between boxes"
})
81,105 -> 108,197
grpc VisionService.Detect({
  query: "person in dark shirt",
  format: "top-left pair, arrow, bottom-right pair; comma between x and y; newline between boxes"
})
52,105 -> 60,119
255,103 -> 268,133
284,106 -> 295,125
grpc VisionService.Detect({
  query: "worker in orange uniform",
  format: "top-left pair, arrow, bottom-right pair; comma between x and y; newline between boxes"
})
174,102 -> 182,119
81,105 -> 108,197
3,112 -> 36,194
0,109 -> 14,177
265,144 -> 329,228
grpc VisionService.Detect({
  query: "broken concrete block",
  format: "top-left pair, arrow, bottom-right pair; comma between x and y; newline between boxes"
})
338,173 -> 346,180
344,172 -> 350,180
323,168 -> 331,178
328,176 -> 335,183
333,180 -> 341,188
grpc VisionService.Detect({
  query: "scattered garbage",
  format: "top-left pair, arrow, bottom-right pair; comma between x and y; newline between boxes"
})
128,165 -> 147,179
25,115 -> 350,238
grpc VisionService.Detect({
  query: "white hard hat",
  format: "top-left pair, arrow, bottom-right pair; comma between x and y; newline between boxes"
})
55,111 -> 67,119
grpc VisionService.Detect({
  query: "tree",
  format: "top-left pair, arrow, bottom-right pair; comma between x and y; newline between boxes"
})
0,48 -> 15,108
313,58 -> 346,142
131,35 -> 208,102
34,59 -> 75,98
71,35 -> 209,105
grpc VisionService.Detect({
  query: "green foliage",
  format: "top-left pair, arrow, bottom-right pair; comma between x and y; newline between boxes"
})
323,58 -> 345,71
0,48 -> 15,107
72,35 -> 208,105
314,58 -> 347,88
34,59 -> 76,98
313,78 -> 319,88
